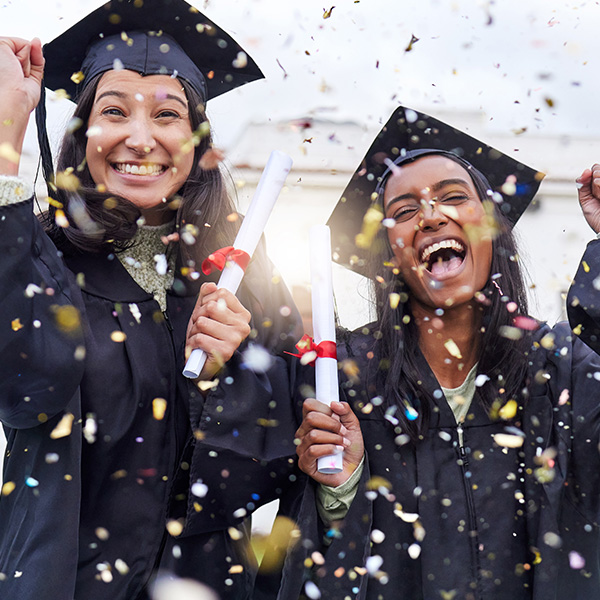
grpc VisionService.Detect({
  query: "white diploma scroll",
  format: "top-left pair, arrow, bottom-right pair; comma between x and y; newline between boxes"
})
182,150 -> 293,379
310,225 -> 344,474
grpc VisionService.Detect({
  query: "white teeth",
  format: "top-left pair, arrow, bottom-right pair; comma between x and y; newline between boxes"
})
420,239 -> 464,264
114,163 -> 164,176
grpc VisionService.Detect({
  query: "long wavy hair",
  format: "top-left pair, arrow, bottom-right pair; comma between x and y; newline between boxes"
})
40,74 -> 237,271
364,154 -> 532,442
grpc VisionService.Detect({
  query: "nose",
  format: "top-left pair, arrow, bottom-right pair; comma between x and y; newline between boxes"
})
419,200 -> 448,231
125,117 -> 156,155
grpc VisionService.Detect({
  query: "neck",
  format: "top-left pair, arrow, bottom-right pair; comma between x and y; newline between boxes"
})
412,300 -> 482,388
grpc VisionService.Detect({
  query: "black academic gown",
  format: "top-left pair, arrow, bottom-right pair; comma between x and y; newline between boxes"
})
0,197 -> 302,600
267,241 -> 600,600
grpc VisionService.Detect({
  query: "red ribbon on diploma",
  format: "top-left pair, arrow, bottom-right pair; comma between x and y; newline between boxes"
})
201,246 -> 251,275
286,334 -> 337,366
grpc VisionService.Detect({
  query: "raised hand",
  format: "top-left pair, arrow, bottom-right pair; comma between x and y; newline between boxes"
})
185,282 -> 251,381
295,398 -> 365,487
0,37 -> 45,175
576,164 -> 600,234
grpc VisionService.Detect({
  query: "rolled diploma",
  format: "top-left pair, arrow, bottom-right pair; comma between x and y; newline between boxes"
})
182,150 -> 293,378
310,225 -> 344,474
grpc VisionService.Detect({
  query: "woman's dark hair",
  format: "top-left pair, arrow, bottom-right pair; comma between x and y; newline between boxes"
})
366,153 -> 531,442
41,74 -> 236,269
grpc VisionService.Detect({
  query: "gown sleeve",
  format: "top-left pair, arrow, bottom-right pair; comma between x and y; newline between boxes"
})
0,196 -> 85,429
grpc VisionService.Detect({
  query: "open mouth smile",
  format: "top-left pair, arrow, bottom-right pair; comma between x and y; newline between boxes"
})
419,238 -> 466,278
111,162 -> 167,176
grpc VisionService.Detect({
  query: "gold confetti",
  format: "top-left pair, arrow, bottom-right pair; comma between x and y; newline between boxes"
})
226,212 -> 239,222
323,6 -> 335,18
70,71 -> 85,84
539,333 -> 555,350
493,433 -> 524,448
50,412 -> 75,439
228,527 -> 243,541
55,209 -> 69,228
11,318 -> 23,331
166,519 -> 184,537
498,400 -> 518,420
110,331 -> 127,343
389,293 -> 400,309
55,170 -> 80,191
152,398 -> 167,420
1,482 -> 15,496
228,565 -> 244,574
444,339 -> 462,359
355,206 -> 383,249
253,516 -> 300,574
583,261 -> 590,273
53,305 -> 81,334
405,34 -> 420,52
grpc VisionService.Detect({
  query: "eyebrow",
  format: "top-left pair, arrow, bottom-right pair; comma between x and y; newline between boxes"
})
385,177 -> 471,209
95,90 -> 188,108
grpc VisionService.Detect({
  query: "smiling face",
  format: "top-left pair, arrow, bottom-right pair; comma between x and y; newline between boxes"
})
383,155 -> 494,312
85,70 -> 195,225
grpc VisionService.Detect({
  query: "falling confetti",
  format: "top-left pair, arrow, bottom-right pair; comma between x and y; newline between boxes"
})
199,147 -> 225,170
50,412 -> 75,439
152,398 -> 167,420
322,6 -> 335,18
11,319 -> 23,332
444,339 -> 462,359
405,34 -> 419,52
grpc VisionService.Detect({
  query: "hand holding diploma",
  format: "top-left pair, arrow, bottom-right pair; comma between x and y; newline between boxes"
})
183,150 -> 293,379
294,225 -> 365,484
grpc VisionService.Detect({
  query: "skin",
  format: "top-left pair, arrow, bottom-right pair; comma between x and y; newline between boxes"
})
0,37 -> 250,381
86,70 -> 195,226
297,158 -> 600,488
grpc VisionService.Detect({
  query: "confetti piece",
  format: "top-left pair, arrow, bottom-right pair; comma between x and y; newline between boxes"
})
25,477 -> 39,488
355,206 -> 383,249
199,147 -> 225,170
405,405 -> 418,421
322,6 -> 335,18
408,543 -> 421,559
389,293 -> 400,309
513,316 -> 538,330
444,339 -> 462,359
365,555 -> 383,574
232,51 -> 248,69
405,34 -> 419,52
166,519 -> 184,537
11,319 -> 23,332
539,333 -> 555,350
498,400 -> 518,420
86,125 -> 102,138
1,482 -> 15,496
304,581 -> 322,599
254,516 -> 301,574
95,527 -> 110,541
152,398 -> 167,420
191,480 -> 208,498
83,415 -> 97,444
53,305 -> 81,334
558,389 -> 570,406
50,412 -> 75,439
493,433 -> 524,448
569,551 -> 585,570
371,529 -> 386,544
499,325 -> 523,340
110,331 -> 127,342
114,559 -> 129,575
583,261 -> 590,273
55,170 -> 80,191
242,345 -> 273,373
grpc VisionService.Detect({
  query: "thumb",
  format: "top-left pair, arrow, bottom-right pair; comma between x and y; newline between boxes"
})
331,401 -> 359,429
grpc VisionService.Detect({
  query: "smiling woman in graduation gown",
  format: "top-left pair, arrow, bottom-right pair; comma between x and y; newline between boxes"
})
0,1 -> 302,599
264,107 -> 600,600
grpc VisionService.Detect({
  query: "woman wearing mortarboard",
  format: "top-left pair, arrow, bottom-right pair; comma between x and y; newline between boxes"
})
258,107 -> 600,599
0,1 -> 303,598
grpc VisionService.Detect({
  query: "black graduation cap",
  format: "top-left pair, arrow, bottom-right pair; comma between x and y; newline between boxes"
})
42,0 -> 263,101
326,105 -> 544,276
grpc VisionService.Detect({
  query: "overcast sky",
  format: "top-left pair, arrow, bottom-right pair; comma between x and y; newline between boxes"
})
2,0 -> 600,147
